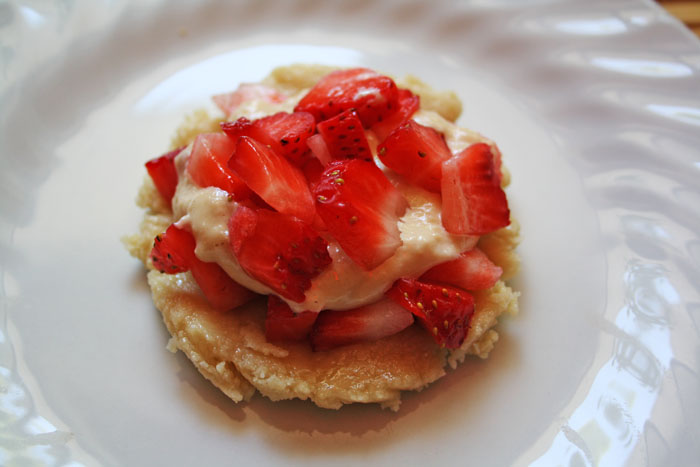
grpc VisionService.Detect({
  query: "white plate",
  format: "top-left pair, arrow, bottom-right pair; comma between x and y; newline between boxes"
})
2,0 -> 699,465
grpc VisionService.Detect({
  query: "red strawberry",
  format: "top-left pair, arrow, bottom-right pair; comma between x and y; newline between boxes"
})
371,88 -> 420,142
222,112 -> 316,166
219,116 -> 254,140
150,224 -> 256,311
420,248 -> 502,291
309,298 -> 414,351
252,112 -> 316,166
228,136 -> 315,223
186,133 -> 252,201
386,278 -> 474,349
294,68 -> 399,127
212,83 -> 286,117
316,109 -> 373,162
491,143 -> 504,186
300,152 -> 325,187
441,142 -> 510,235
150,224 -> 189,274
228,206 -> 332,302
377,119 -> 452,193
145,146 -> 184,205
265,295 -> 318,342
299,155 -> 330,233
313,160 -> 408,270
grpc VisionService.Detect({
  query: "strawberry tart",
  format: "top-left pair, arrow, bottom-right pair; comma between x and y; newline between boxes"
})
124,64 -> 520,410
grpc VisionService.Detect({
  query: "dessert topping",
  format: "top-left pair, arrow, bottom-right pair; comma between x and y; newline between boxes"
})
294,67 -> 399,127
145,146 -> 183,205
378,119 -> 452,193
150,224 -> 256,310
441,142 -> 510,235
387,278 -> 475,349
316,109 -> 373,163
228,206 -> 332,302
313,159 -> 408,270
420,248 -> 503,291
309,298 -> 414,351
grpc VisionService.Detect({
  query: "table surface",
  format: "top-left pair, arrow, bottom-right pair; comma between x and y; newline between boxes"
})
658,0 -> 700,37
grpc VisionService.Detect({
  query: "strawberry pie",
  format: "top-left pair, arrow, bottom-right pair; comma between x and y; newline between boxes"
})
124,64 -> 520,410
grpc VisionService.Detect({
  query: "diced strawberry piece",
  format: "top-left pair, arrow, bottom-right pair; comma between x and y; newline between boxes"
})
299,156 -> 329,233
441,142 -> 510,235
420,248 -> 502,291
150,225 -> 190,274
145,147 -> 184,206
300,150 -> 326,186
371,88 -> 420,142
313,160 -> 408,270
220,117 -> 254,140
306,133 -> 333,167
186,133 -> 252,201
294,68 -> 399,127
150,224 -> 256,311
228,206 -> 332,302
191,259 -> 257,312
316,109 -> 373,162
222,112 -> 316,166
255,112 -> 316,166
309,298 -> 414,351
228,203 -> 257,257
377,119 -> 452,193
228,136 -> 315,223
386,278 -> 474,349
265,295 -> 318,342
491,143 -> 504,186
212,83 -> 286,117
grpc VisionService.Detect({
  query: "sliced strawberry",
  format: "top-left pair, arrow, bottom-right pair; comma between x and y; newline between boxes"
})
316,109 -> 373,162
228,136 -> 315,223
313,160 -> 408,270
228,206 -> 332,302
228,203 -> 257,257
441,142 -> 510,235
371,88 -> 420,142
386,278 -> 474,349
145,147 -> 184,206
190,261 -> 257,312
491,143 -> 504,186
300,151 -> 326,187
420,248 -> 502,291
254,112 -> 316,166
220,116 -> 254,140
265,295 -> 318,342
294,68 -> 399,127
212,83 -> 286,117
186,133 -> 252,201
377,119 -> 452,193
222,112 -> 316,166
150,224 -> 256,311
150,225 -> 189,274
309,298 -> 414,351
299,156 -> 329,233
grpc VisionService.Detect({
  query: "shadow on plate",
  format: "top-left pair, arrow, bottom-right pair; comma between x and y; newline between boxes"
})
171,324 -> 521,453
